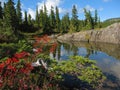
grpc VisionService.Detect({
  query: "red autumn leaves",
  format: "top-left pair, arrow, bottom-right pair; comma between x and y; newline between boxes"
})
33,35 -> 57,54
0,51 -> 33,88
0,51 -> 32,74
0,35 -> 58,89
14,51 -> 30,59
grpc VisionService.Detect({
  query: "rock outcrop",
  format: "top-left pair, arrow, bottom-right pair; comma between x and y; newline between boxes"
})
57,23 -> 120,44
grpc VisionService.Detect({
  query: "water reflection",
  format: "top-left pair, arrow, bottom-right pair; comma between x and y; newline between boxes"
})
51,41 -> 120,61
50,41 -> 120,89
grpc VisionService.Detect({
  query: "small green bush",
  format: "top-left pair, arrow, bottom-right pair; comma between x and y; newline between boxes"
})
50,56 -> 106,88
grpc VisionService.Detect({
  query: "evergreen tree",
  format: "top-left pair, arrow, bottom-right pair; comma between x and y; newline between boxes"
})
28,14 -> 32,25
35,6 -> 39,27
16,0 -> 22,24
39,8 -> 44,28
70,5 -> 79,32
84,8 -> 88,26
94,9 -> 98,25
0,2 -> 3,19
2,3 -> 6,29
1,0 -> 18,41
55,6 -> 60,32
23,11 -> 35,32
78,20 -> 84,31
4,0 -> 18,31
50,6 -> 56,32
98,17 -> 101,28
0,0 -> 102,35
88,11 -> 94,29
84,9 -> 94,30
43,4 -> 50,33
0,2 -> 3,34
61,13 -> 70,33
24,11 -> 28,24
3,2 -> 6,16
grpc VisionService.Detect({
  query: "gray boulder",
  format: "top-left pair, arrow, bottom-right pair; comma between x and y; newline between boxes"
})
57,23 -> 120,44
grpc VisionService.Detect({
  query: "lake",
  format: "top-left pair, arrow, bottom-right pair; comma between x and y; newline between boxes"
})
50,41 -> 120,90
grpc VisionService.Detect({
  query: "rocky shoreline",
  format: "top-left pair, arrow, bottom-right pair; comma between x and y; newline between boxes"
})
57,23 -> 120,44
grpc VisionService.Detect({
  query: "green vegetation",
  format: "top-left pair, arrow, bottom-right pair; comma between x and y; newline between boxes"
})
0,2 -> 3,19
0,1 -> 120,90
0,0 -> 119,42
0,0 -> 103,42
61,13 -> 70,33
55,6 -> 60,32
0,35 -> 106,89
69,5 -> 79,33
49,56 -> 106,89
16,0 -> 22,25
102,17 -> 120,28
0,40 -> 32,59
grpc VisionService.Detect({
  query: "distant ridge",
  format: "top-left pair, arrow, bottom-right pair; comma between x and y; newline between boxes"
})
102,17 -> 120,28
104,17 -> 120,22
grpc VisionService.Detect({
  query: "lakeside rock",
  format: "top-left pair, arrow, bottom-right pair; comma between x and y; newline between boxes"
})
57,23 -> 120,44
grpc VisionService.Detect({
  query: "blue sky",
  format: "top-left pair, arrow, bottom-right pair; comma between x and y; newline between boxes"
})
0,0 -> 120,21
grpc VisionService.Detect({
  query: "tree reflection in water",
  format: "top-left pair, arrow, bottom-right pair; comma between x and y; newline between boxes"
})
50,40 -> 120,90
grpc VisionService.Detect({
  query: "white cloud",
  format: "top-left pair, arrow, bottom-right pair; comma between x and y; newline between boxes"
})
0,0 -> 6,6
98,7 -> 103,11
78,5 -> 95,14
22,8 -> 36,19
37,0 -> 63,14
0,0 -> 6,3
84,5 -> 95,12
78,8 -> 84,13
27,8 -> 36,19
78,5 -> 103,14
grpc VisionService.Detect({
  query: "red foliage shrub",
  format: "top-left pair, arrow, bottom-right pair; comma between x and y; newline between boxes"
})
14,51 -> 30,59
0,35 -> 58,89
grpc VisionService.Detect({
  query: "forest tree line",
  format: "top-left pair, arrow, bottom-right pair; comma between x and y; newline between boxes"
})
0,0 -> 102,41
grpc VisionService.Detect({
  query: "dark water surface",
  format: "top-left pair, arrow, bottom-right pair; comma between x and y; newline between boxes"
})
50,41 -> 120,90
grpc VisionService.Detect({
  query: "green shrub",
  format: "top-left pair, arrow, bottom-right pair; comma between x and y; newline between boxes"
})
50,56 -> 106,88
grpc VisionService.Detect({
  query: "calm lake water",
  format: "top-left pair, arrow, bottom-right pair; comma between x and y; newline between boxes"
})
50,41 -> 120,90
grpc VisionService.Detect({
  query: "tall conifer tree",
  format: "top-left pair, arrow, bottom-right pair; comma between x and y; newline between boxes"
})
43,4 -> 50,33
28,14 -> 32,25
35,7 -> 39,27
0,2 -> 3,19
84,9 -> 94,29
16,0 -> 22,24
61,13 -> 70,33
55,6 -> 60,32
98,17 -> 101,28
70,5 -> 78,32
39,9 -> 43,28
50,6 -> 56,31
88,11 -> 94,29
94,9 -> 98,25
24,11 -> 28,24
4,0 -> 18,31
